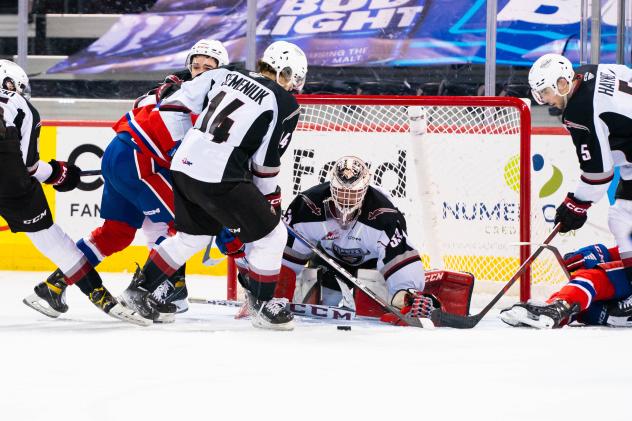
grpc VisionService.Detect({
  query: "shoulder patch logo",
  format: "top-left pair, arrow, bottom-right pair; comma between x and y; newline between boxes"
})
583,72 -> 594,81
368,207 -> 398,220
300,194 -> 322,216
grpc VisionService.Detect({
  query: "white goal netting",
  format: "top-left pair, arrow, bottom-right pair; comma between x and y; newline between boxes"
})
274,96 -> 570,300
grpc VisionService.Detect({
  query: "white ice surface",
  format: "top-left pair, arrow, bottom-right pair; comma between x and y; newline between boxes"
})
1,271 -> 631,421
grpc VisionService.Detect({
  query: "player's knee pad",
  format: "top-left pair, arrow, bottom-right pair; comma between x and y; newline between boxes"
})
245,219 -> 287,272
160,232 -> 211,267
141,218 -> 171,250
608,199 -> 632,253
87,219 -> 136,259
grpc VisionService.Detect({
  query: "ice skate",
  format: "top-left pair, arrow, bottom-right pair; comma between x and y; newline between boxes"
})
605,295 -> 632,327
120,265 -> 177,323
499,300 -> 579,329
248,293 -> 294,331
88,286 -> 152,327
151,276 -> 188,314
23,269 -> 68,318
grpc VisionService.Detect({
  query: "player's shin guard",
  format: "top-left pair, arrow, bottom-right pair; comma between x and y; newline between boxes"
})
23,269 -> 69,318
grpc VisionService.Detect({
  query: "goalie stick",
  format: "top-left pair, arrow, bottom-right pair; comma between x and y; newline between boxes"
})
429,223 -> 562,329
285,223 -> 433,328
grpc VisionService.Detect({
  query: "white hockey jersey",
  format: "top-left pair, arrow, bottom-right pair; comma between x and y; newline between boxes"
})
562,64 -> 632,202
161,66 -> 300,196
282,183 -> 425,301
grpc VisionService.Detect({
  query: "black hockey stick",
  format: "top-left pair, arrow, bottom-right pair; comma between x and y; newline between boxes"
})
429,223 -> 562,329
80,169 -> 102,176
285,223 -> 432,328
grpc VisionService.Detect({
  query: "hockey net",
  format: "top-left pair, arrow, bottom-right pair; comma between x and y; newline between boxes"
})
228,95 -> 569,302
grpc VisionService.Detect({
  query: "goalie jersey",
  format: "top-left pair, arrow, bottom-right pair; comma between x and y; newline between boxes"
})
282,183 -> 425,300
563,64 -> 632,203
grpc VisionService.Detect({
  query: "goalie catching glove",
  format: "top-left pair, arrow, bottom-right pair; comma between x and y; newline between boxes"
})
554,193 -> 591,233
215,227 -> 245,258
380,288 -> 441,326
44,160 -> 81,192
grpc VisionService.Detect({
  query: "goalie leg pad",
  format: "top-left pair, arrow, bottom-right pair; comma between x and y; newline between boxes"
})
422,270 -> 475,316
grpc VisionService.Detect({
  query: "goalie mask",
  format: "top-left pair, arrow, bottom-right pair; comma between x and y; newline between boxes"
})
528,53 -> 574,105
328,156 -> 371,228
186,39 -> 229,71
0,59 -> 30,99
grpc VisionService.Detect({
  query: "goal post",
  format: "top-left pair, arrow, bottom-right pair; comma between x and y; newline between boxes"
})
228,95 -> 542,302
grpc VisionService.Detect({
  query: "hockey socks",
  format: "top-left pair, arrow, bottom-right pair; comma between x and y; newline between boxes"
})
140,249 -> 179,291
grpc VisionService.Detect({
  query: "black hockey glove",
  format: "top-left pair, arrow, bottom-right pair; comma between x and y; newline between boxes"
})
45,160 -> 81,192
554,193 -> 591,233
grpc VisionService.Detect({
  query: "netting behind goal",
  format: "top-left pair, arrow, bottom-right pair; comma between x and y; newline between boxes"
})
227,95 -> 569,301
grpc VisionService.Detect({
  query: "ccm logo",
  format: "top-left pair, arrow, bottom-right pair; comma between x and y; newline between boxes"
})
565,203 -> 589,214
23,210 -> 47,224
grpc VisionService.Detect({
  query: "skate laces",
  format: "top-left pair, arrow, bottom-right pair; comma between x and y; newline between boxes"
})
264,298 -> 289,316
151,281 -> 172,303
617,295 -> 632,310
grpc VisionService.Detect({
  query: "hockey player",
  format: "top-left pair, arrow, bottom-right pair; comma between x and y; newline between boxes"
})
0,60 -> 147,325
119,41 -> 308,330
528,54 -> 632,285
24,40 -> 229,321
500,243 -> 632,328
278,156 -> 439,322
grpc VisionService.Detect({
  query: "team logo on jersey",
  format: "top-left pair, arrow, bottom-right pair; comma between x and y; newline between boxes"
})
331,243 -> 369,265
583,72 -> 594,82
563,119 -> 590,133
300,194 -> 322,216
322,230 -> 339,241
367,207 -> 398,220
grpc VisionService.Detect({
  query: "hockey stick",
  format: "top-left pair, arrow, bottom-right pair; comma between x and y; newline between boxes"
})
429,223 -> 562,329
190,297 -> 356,320
201,236 -> 226,266
285,224 -> 433,328
80,169 -> 102,176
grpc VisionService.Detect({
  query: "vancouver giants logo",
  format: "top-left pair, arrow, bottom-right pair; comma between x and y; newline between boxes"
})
331,243 -> 369,265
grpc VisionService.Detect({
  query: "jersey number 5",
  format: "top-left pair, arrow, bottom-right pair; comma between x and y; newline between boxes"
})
580,144 -> 591,161
198,91 -> 244,143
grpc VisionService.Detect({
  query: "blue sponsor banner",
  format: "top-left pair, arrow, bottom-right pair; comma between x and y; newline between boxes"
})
48,0 -> 621,74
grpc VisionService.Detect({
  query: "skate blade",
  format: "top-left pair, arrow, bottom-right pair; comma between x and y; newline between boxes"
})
153,312 -> 175,324
251,317 -> 295,331
234,303 -> 251,320
23,294 -> 62,318
501,306 -> 554,329
108,303 -> 152,327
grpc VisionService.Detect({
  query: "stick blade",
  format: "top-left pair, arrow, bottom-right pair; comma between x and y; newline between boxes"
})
430,309 -> 481,329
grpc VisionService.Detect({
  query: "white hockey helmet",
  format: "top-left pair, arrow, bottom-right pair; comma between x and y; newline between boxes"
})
261,41 -> 308,92
186,39 -> 229,70
528,53 -> 575,104
328,156 -> 371,227
0,59 -> 30,99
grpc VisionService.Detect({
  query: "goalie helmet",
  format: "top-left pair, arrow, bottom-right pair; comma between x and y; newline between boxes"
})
186,39 -> 229,71
328,156 -> 371,227
0,59 -> 30,99
261,41 -> 308,92
528,53 -> 574,104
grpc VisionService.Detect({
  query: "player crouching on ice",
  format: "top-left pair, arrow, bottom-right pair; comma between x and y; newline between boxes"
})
500,243 -> 632,328
269,156 -> 474,324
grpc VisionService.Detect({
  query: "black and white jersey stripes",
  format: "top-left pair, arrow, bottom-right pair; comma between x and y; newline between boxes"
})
282,183 -> 425,300
0,88 -> 41,171
562,64 -> 632,203
165,66 -> 300,195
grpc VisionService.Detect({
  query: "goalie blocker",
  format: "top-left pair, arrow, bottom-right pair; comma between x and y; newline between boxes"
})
273,266 -> 475,319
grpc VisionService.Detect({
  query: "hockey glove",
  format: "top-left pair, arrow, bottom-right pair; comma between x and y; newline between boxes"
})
215,227 -> 245,258
554,193 -> 591,233
265,186 -> 282,216
380,289 -> 441,326
563,243 -> 612,272
44,160 -> 81,192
